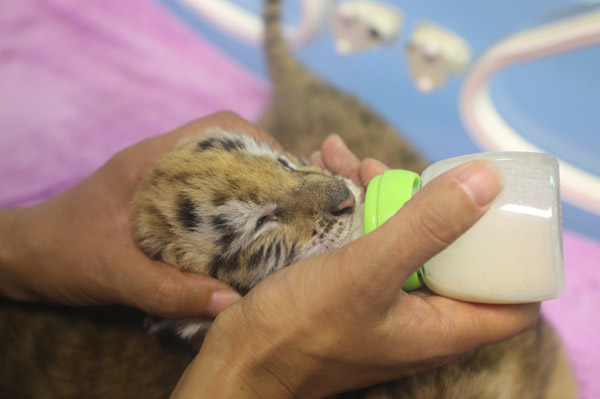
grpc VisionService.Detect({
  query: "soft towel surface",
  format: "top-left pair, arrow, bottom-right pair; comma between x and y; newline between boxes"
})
1,1 -> 598,397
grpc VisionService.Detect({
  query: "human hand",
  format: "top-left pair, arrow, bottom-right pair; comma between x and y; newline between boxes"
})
0,112 -> 274,318
171,135 -> 540,398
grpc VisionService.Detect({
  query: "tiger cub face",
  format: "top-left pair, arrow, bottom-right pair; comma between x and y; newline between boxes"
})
133,131 -> 363,299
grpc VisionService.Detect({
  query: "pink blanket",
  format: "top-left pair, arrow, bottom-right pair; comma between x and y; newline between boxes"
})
0,0 -> 269,206
1,1 -> 598,397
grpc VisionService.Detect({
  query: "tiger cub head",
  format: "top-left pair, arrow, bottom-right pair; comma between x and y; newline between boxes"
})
133,131 -> 363,298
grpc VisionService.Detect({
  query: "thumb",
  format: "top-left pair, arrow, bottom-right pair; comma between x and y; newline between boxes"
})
345,161 -> 504,292
121,259 -> 241,319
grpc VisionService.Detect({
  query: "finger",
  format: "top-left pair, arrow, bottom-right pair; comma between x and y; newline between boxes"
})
359,158 -> 389,187
429,298 -> 541,354
381,293 -> 540,369
309,151 -> 325,169
318,135 -> 362,185
342,161 -> 504,292
117,258 -> 241,319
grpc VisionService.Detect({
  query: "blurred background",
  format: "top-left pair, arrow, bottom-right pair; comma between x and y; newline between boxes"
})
1,0 -> 598,397
161,0 -> 600,241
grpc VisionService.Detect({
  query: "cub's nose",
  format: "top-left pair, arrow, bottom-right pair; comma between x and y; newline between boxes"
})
329,190 -> 356,217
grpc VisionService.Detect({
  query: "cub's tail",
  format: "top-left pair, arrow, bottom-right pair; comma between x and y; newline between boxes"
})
263,0 -> 315,87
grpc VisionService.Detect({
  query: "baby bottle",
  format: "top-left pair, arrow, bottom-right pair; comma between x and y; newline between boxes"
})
364,152 -> 564,304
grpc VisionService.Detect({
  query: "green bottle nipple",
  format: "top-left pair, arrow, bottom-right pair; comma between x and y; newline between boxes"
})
363,169 -> 424,291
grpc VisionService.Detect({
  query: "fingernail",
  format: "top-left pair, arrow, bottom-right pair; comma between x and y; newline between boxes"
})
457,161 -> 504,208
208,290 -> 241,317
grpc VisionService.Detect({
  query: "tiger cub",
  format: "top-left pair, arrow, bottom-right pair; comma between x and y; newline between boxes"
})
132,132 -> 577,399
133,131 -> 363,341
133,131 -> 577,399
0,130 -> 576,399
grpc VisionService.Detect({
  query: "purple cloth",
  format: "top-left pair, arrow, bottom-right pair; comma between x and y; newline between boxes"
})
1,1 -> 598,397
544,231 -> 600,397
0,0 -> 269,206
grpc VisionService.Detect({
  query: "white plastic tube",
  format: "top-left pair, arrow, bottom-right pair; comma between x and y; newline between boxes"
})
177,0 -> 331,46
460,10 -> 600,216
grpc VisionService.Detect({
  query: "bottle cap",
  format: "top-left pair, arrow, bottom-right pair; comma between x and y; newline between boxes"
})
364,170 -> 424,291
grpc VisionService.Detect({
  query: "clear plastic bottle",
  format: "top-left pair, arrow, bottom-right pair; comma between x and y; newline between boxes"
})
364,152 -> 564,304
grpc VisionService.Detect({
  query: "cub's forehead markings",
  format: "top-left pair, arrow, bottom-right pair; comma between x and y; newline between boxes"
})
144,204 -> 172,232
195,135 -> 247,153
245,192 -> 260,204
217,229 -> 239,248
286,240 -> 299,265
220,137 -> 246,152
210,214 -> 231,232
176,194 -> 202,231
192,133 -> 292,169
197,137 -> 217,151
225,176 -> 241,190
233,192 -> 263,206
247,247 -> 265,269
277,156 -> 296,171
274,242 -> 282,262
206,254 -> 222,278
211,192 -> 228,207
169,171 -> 199,186
149,169 -> 167,182
263,242 -> 273,261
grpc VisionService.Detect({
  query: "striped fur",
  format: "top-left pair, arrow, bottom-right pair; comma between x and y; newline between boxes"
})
133,131 -> 362,339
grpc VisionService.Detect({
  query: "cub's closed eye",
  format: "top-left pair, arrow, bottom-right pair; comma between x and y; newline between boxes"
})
277,157 -> 295,171
256,213 -> 277,230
